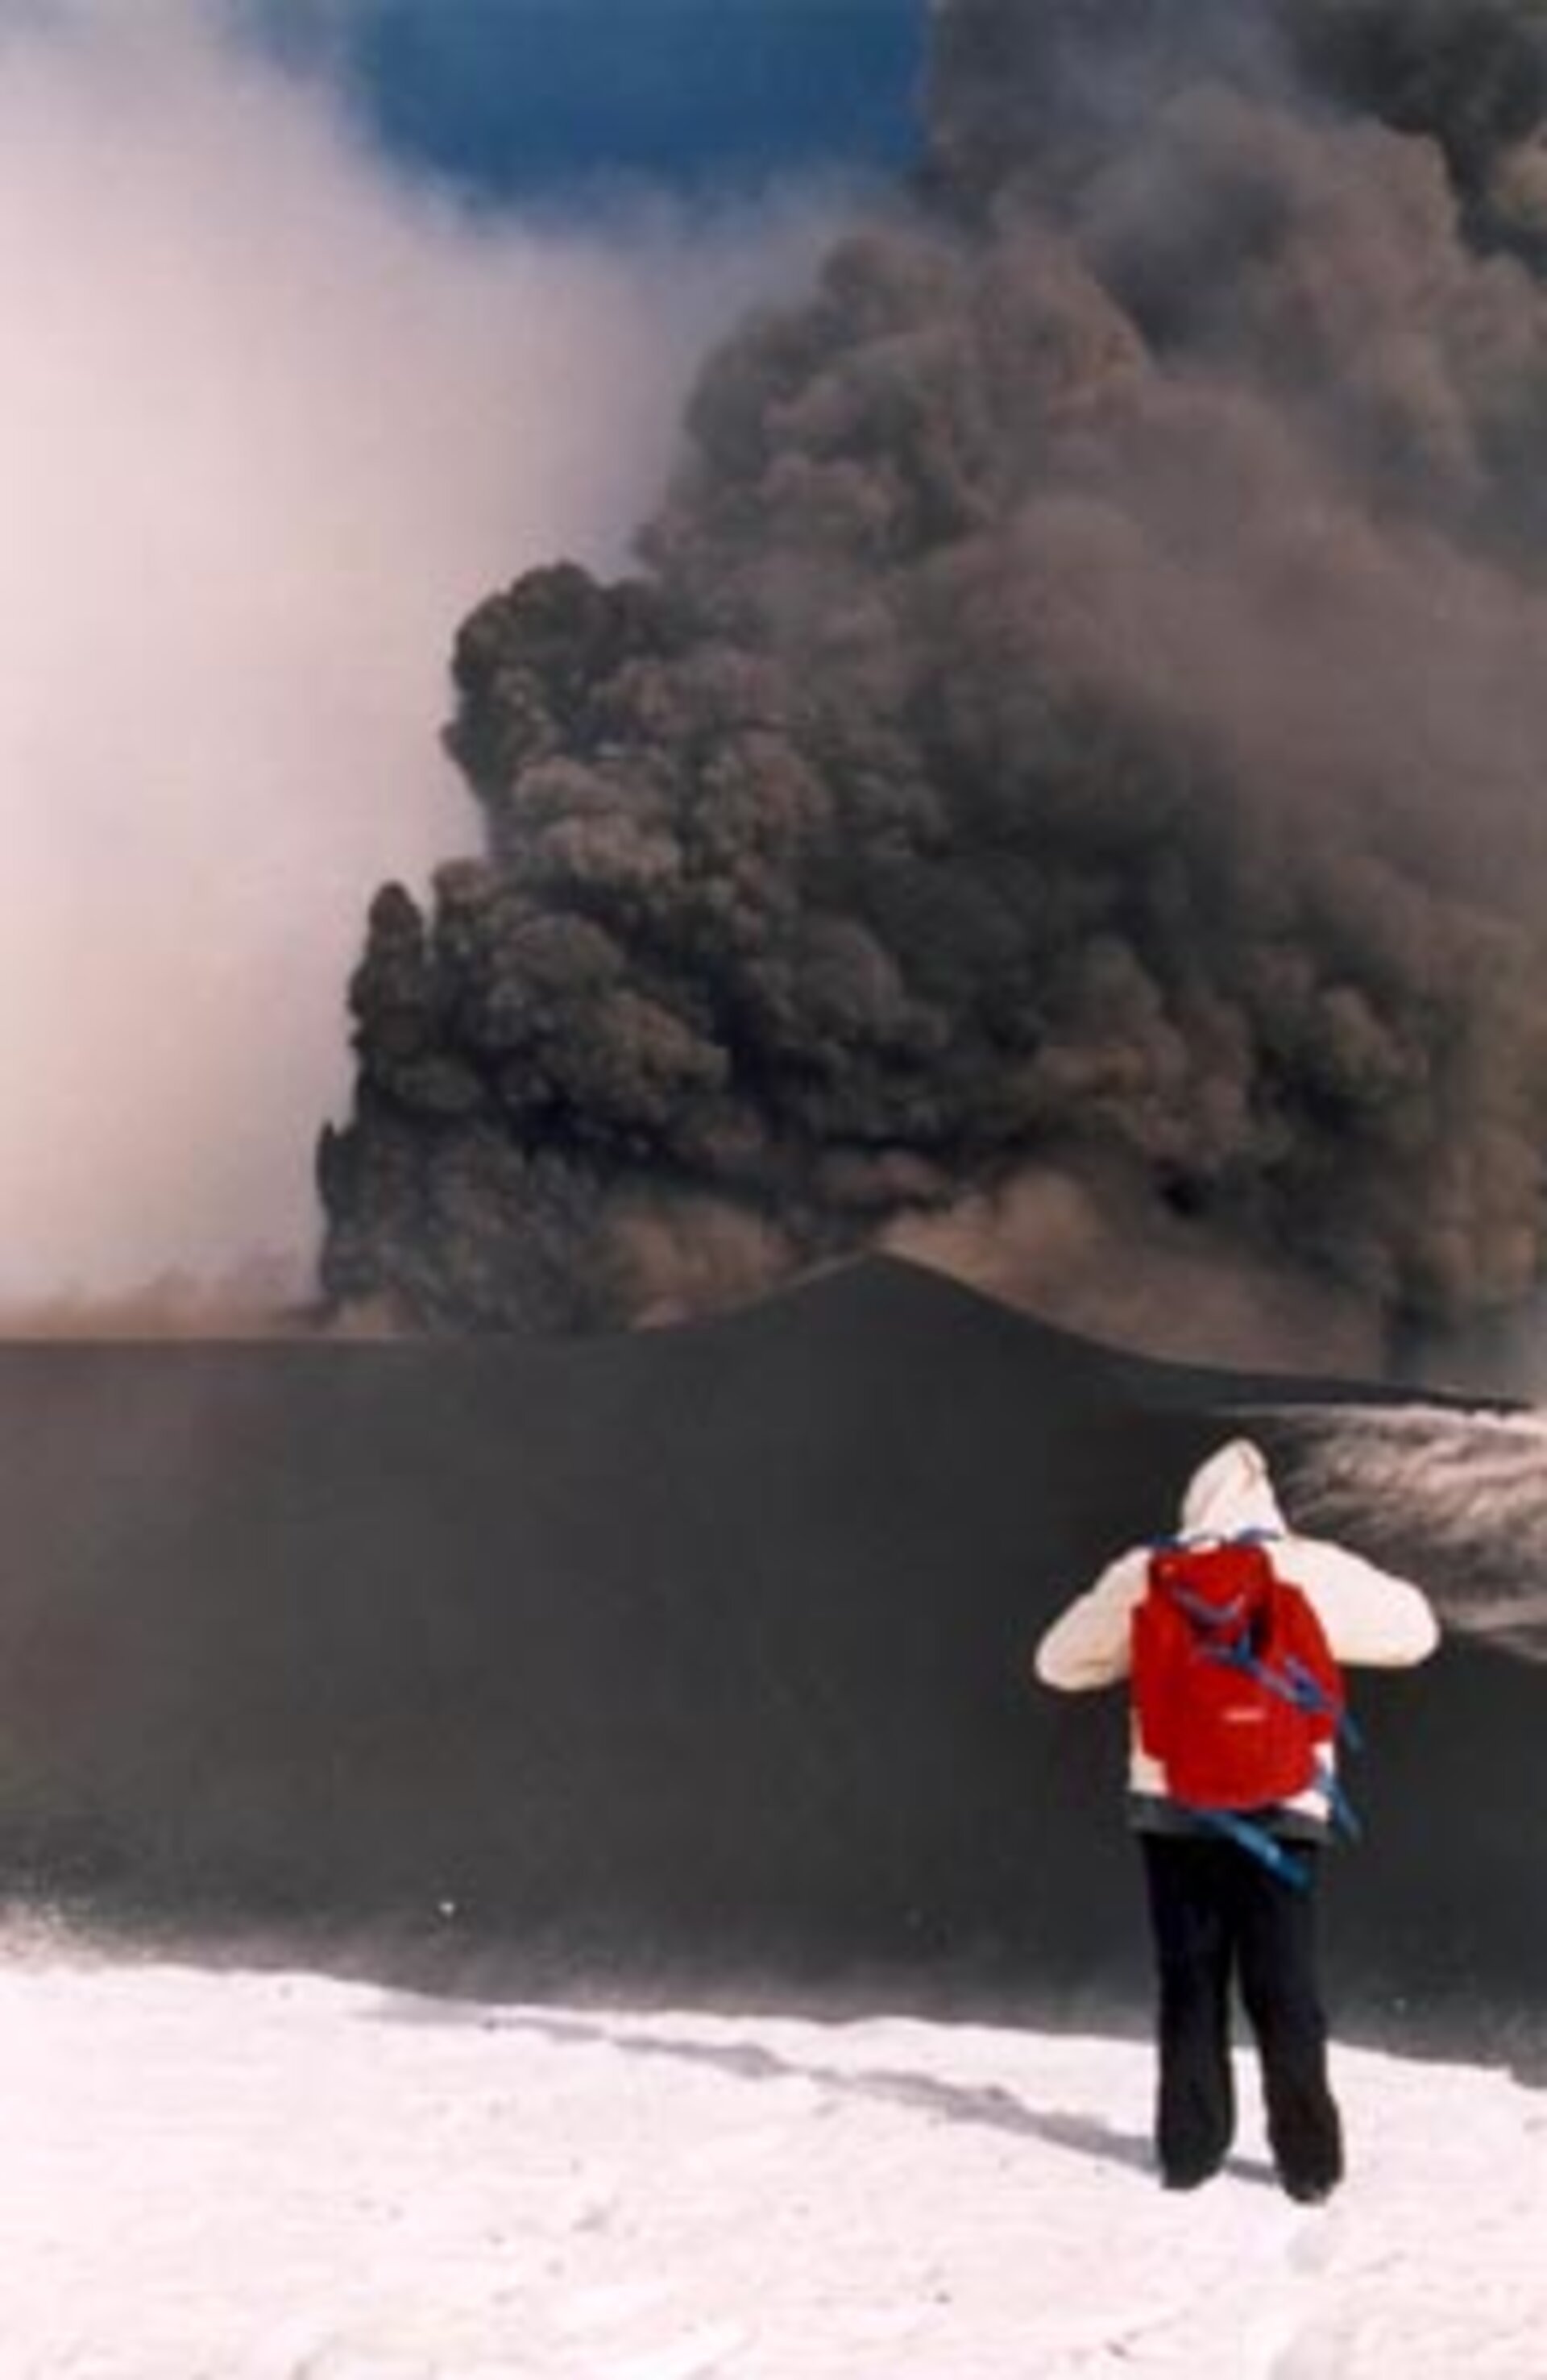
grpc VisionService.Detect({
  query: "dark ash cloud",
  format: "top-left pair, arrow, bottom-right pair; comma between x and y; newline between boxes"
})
322,0 -> 1547,1372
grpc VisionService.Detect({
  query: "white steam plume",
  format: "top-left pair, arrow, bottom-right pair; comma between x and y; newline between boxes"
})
0,2 -> 843,1312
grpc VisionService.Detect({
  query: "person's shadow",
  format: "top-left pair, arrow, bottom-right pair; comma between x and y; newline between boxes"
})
372,1996 -> 1282,2184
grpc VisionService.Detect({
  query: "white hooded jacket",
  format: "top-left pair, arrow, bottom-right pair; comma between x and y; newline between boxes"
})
1034,1437 -> 1439,1830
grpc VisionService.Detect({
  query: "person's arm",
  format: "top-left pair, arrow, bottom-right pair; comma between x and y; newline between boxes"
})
1032,1546 -> 1148,1691
1283,1540 -> 1440,1666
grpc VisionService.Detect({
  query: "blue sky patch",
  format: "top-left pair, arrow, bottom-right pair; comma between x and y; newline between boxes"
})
257,0 -> 928,201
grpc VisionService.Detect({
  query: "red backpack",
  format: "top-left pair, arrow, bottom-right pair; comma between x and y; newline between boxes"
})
1132,1536 -> 1345,1814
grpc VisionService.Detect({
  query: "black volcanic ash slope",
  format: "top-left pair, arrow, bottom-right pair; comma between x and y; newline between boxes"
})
0,1258 -> 1541,2035
321,0 -> 1547,1360
0,1261 -> 1149,1966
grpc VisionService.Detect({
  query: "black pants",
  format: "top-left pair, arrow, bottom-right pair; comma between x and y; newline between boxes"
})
1140,1833 -> 1343,2195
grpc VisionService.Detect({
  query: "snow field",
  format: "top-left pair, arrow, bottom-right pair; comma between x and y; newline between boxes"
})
0,1946 -> 1538,2378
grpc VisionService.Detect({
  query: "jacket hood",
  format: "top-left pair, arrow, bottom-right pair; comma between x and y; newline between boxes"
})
1179,1437 -> 1289,1540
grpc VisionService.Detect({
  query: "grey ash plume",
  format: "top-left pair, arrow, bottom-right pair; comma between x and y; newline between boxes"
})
319,1 -> 1547,1363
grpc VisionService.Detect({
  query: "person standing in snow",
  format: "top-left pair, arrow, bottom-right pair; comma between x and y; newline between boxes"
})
1034,1437 -> 1437,2203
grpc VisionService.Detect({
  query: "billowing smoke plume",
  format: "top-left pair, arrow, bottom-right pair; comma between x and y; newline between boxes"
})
927,0 -> 1547,252
0,2 -> 840,1321
322,0 -> 1547,1370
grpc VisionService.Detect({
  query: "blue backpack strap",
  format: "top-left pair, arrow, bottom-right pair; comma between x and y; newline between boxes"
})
1279,1653 -> 1361,1744
1278,1653 -> 1365,1771
1172,1583 -> 1251,1631
1188,1808 -> 1312,1889
1312,1759 -> 1362,1842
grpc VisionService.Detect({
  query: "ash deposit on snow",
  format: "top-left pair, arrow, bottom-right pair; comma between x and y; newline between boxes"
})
321,0 -> 1547,1375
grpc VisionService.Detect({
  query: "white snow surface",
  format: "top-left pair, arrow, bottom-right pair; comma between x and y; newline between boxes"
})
0,1934 -> 1541,2378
